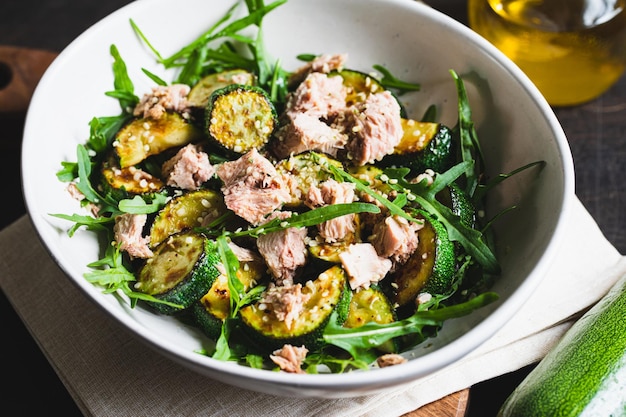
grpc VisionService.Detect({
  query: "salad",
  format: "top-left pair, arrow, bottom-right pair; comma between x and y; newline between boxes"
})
55,0 -> 530,374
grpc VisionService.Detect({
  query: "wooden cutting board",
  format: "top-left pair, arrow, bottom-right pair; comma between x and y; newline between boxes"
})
0,46 -> 57,114
0,44 -> 470,417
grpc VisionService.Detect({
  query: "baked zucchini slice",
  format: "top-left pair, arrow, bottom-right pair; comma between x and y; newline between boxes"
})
275,152 -> 344,207
100,153 -> 164,199
205,84 -> 277,155
149,189 -> 228,248
187,69 -> 256,108
388,210 -> 456,308
380,120 -> 454,175
240,265 -> 349,350
329,69 -> 407,117
344,285 -> 397,353
329,69 -> 384,107
114,113 -> 204,168
192,253 -> 266,339
136,232 -> 221,315
347,164 -> 394,197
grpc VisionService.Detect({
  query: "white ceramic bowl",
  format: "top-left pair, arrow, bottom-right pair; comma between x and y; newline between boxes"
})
21,0 -> 574,397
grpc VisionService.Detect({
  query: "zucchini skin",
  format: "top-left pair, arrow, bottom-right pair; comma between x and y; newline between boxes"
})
380,121 -> 454,175
498,273 -> 626,417
136,232 -> 221,315
192,256 -> 266,339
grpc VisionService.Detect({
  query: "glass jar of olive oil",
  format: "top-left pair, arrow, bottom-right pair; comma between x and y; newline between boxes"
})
468,0 -> 626,106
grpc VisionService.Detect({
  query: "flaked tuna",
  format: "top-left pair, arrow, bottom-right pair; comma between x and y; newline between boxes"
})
216,149 -> 291,225
113,213 -> 153,259
306,179 -> 357,243
272,71 -> 350,160
377,353 -> 407,368
272,113 -> 346,159
343,91 -> 403,166
256,211 -> 308,285
260,283 -> 311,330
133,84 -> 191,120
161,143 -> 215,190
288,53 -> 348,88
370,215 -> 422,270
270,344 -> 309,374
284,72 -> 347,119
339,243 -> 392,290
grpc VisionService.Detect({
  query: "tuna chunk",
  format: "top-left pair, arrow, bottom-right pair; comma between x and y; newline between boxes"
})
259,283 -> 311,329
288,53 -> 348,88
216,149 -> 291,225
256,212 -> 308,284
270,344 -> 309,374
272,71 -> 350,160
306,179 -> 357,243
369,215 -> 422,270
342,91 -> 403,166
272,113 -> 347,159
339,243 -> 392,290
113,213 -> 153,259
285,72 -> 347,119
376,353 -> 407,368
133,84 -> 191,120
161,143 -> 215,190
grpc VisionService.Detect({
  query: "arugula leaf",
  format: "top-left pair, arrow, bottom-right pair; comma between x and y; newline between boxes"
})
73,145 -> 118,213
118,193 -> 169,215
474,160 -> 546,202
421,104 -> 438,123
87,115 -> 130,153
129,19 -> 164,61
313,154 -> 423,225
84,242 -> 181,309
107,44 -> 139,111
227,202 -> 380,239
141,68 -> 168,86
49,213 -> 112,237
213,235 -> 266,361
323,292 -> 498,360
373,64 -> 421,95
383,164 -> 500,273
56,161 -> 78,183
450,69 -> 484,198
304,352 -> 371,373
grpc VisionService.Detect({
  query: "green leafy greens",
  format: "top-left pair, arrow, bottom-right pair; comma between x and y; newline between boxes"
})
51,0 -> 543,373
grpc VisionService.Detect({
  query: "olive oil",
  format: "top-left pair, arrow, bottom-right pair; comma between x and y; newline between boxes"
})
468,0 -> 626,106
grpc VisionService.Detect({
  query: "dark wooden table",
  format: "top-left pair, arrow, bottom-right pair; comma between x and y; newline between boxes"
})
1,1 -> 624,415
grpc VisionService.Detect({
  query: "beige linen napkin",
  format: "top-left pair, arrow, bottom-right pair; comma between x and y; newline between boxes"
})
2,196 -> 625,417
